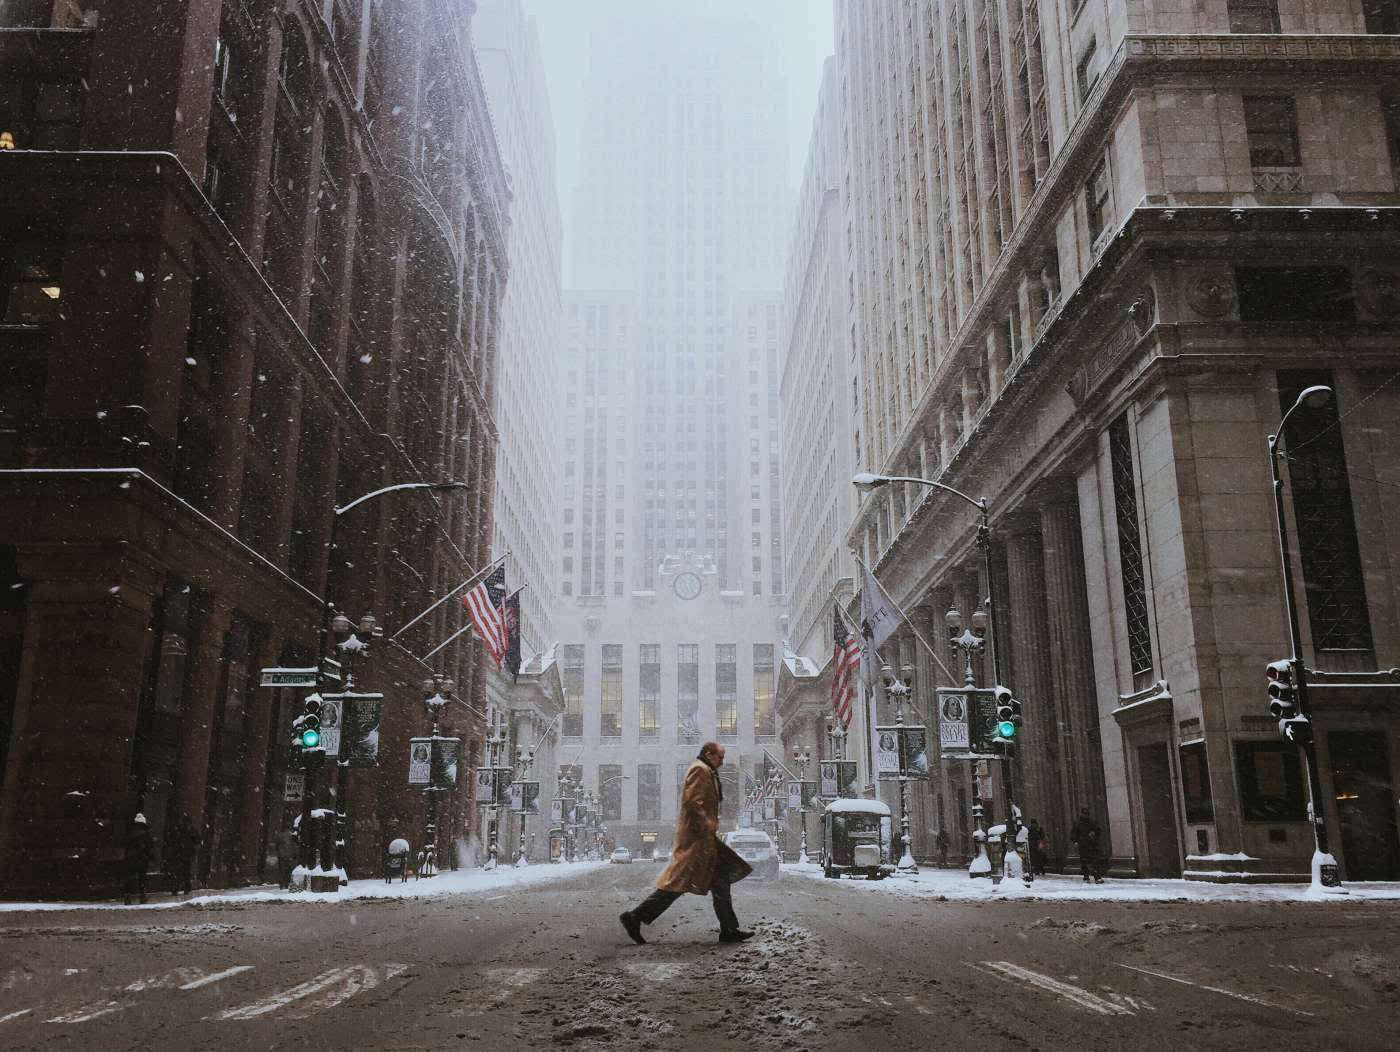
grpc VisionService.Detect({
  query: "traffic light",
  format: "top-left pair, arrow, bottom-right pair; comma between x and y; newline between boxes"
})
299,696 -> 323,749
1266,660 -> 1297,720
992,686 -> 1020,745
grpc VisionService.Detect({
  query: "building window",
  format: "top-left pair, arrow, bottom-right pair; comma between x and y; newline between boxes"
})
715,644 -> 737,736
1086,157 -> 1111,244
1108,415 -> 1153,686
1227,0 -> 1280,32
1277,370 -> 1374,665
1243,95 -> 1302,191
1075,38 -> 1099,102
637,763 -> 661,821
600,644 -> 622,738
1235,742 -> 1306,821
599,763 -> 623,821
561,644 -> 584,736
639,643 -> 659,738
752,644 -> 775,737
677,643 -> 699,741
1179,742 -> 1214,824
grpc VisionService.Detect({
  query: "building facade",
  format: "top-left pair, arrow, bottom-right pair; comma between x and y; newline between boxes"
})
476,0 -> 561,659
0,0 -> 510,896
828,0 -> 1400,880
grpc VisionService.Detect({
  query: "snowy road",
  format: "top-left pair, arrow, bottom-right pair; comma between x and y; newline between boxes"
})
1,862 -> 1397,1049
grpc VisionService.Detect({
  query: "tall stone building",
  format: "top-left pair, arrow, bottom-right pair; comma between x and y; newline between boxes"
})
829,0 -> 1400,881
0,0 -> 510,896
776,58 -> 864,803
551,14 -> 790,855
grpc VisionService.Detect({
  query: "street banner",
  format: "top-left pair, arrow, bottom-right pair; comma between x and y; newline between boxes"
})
509,780 -> 541,815
474,766 -> 496,803
762,796 -> 779,821
494,767 -> 514,806
904,726 -> 930,778
801,780 -> 820,810
283,772 -> 304,802
341,694 -> 383,767
875,727 -> 901,780
432,738 -> 462,789
819,761 -> 839,798
937,689 -> 971,751
408,739 -> 432,784
316,696 -> 343,757
787,780 -> 801,812
740,808 -> 754,828
551,798 -> 564,822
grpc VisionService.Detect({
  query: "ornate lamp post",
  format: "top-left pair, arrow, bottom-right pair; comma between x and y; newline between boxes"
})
1268,384 -> 1344,892
514,744 -> 535,867
483,716 -> 507,871
946,607 -> 994,879
793,747 -> 811,865
419,672 -> 455,878
557,771 -> 577,863
329,611 -> 380,880
880,665 -> 919,874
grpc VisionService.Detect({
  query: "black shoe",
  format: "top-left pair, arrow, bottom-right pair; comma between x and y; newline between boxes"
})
718,930 -> 754,944
620,911 -> 646,945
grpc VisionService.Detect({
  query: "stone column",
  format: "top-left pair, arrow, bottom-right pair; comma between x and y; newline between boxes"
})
1040,489 -> 1109,834
1003,517 -> 1065,855
234,627 -> 281,886
175,595 -> 237,838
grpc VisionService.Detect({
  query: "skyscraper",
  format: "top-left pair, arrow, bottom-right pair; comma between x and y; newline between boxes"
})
551,13 -> 791,854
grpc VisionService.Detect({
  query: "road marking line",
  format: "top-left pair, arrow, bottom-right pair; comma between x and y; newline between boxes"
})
214,966 -> 359,1020
47,1000 -> 128,1023
1,1008 -> 32,1023
1116,964 -> 1314,1017
180,966 -> 254,990
977,961 -> 1134,1016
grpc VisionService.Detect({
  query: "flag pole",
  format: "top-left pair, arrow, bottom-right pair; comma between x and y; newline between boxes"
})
390,552 -> 507,640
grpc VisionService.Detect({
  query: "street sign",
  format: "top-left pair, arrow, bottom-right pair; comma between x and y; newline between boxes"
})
261,667 -> 318,688
319,656 -> 342,683
283,772 -> 305,802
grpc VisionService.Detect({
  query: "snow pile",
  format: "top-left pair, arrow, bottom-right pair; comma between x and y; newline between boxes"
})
781,863 -> 1400,903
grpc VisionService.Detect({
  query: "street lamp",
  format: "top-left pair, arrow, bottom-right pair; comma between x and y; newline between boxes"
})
825,714 -> 848,761
483,715 -> 508,870
419,672 -> 456,878
328,611 -> 381,880
305,479 -> 466,888
1267,384 -> 1344,892
792,747 -> 812,865
514,745 -> 535,867
879,666 -> 919,874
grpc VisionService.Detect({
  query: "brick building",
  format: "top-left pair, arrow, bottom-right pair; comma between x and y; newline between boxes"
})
822,0 -> 1400,881
0,0 -> 511,897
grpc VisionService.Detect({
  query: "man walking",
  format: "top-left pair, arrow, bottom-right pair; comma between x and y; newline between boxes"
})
620,742 -> 753,944
1069,807 -> 1105,884
123,813 -> 152,905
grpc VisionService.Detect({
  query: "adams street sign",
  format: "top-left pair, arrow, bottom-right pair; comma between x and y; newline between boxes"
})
260,667 -> 318,688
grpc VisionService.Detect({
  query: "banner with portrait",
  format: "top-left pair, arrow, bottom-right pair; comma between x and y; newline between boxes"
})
474,766 -> 496,803
408,739 -> 432,784
509,780 -> 541,815
876,726 -> 930,779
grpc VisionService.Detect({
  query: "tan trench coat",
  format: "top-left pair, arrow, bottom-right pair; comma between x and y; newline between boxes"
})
656,759 -> 752,894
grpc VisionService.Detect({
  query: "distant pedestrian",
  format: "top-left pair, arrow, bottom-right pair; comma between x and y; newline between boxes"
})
935,828 -> 949,867
620,742 -> 753,945
275,827 -> 299,889
1069,808 -> 1105,884
1027,820 -> 1048,877
123,814 -> 152,905
168,815 -> 200,896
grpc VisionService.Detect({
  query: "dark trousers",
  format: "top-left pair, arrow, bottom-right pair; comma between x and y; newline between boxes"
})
123,871 -> 147,904
633,879 -> 739,933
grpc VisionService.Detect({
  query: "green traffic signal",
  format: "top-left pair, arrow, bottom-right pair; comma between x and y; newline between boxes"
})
996,720 -> 1016,739
301,728 -> 321,748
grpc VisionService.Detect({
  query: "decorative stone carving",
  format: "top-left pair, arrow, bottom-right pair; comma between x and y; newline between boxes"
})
1126,284 -> 1156,336
1357,268 -> 1400,319
1185,272 -> 1235,318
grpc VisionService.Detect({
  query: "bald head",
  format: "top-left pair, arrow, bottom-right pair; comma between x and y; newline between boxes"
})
700,741 -> 726,768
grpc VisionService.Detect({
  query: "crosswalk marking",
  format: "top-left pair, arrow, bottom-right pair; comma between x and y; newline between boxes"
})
214,963 -> 407,1021
1116,964 -> 1314,1017
47,1000 -> 127,1024
977,961 -> 1135,1016
180,966 -> 254,990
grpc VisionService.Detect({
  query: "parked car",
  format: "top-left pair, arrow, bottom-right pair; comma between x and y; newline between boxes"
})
722,829 -> 780,881
609,847 -> 632,864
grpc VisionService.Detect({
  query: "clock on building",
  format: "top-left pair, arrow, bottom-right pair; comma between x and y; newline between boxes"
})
673,572 -> 702,601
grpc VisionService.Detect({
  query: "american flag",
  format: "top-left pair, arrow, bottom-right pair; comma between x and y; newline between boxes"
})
462,565 -> 507,667
830,604 -> 860,729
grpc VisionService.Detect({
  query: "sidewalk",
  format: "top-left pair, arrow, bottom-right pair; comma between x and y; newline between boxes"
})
781,861 -> 1400,903
0,860 -> 608,913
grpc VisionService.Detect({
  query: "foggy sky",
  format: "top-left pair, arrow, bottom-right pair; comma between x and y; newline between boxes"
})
522,0 -> 834,269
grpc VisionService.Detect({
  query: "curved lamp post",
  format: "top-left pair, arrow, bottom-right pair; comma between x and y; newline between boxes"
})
1268,384 -> 1344,892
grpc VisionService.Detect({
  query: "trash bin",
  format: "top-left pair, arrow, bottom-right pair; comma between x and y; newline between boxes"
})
385,838 -> 410,884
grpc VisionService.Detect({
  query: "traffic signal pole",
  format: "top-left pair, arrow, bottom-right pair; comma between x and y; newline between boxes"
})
1268,409 -> 1342,891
